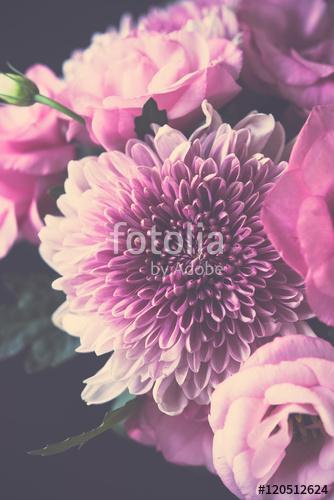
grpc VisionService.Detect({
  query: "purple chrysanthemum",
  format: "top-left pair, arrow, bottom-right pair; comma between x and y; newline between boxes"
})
40,102 -> 311,415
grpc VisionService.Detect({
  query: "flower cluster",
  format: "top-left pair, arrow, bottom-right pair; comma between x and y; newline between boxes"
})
3,0 -> 334,498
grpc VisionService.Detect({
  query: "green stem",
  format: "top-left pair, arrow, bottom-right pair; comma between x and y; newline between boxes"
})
34,94 -> 85,125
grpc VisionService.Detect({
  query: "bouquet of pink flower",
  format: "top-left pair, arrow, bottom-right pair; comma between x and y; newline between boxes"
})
2,0 -> 334,498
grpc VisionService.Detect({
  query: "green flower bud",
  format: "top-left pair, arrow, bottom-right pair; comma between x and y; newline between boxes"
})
0,66 -> 85,124
0,72 -> 39,106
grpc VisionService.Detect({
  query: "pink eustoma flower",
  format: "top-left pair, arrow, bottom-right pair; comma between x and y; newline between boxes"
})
210,335 -> 334,499
63,19 -> 242,150
40,101 -> 311,415
262,105 -> 334,326
0,65 -> 75,259
138,0 -> 239,40
127,398 -> 214,472
239,0 -> 334,111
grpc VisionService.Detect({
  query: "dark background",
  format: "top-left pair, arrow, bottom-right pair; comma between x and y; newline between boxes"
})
0,1 -> 235,499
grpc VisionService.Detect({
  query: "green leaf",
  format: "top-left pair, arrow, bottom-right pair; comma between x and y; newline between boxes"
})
24,327 -> 79,373
29,399 -> 139,456
111,390 -> 137,411
307,318 -> 334,346
110,390 -> 137,437
0,317 -> 51,361
0,256 -> 78,372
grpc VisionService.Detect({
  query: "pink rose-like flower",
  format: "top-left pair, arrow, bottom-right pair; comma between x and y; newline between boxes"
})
262,105 -> 334,326
40,101 -> 311,416
138,0 -> 240,40
127,398 -> 214,472
210,335 -> 334,499
63,25 -> 242,150
239,0 -> 334,111
0,65 -> 75,259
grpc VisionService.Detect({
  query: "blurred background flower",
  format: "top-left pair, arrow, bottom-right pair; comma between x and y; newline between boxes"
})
0,65 -> 75,258
239,0 -> 334,111
262,105 -> 334,327
126,398 -> 214,472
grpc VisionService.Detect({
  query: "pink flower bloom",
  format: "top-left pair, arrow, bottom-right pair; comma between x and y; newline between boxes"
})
262,105 -> 334,326
63,20 -> 242,150
0,65 -> 75,259
138,0 -> 240,40
239,0 -> 334,111
127,398 -> 214,472
210,335 -> 334,499
40,102 -> 311,416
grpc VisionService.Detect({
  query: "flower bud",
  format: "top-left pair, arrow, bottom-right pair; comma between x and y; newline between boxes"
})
0,72 -> 39,106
